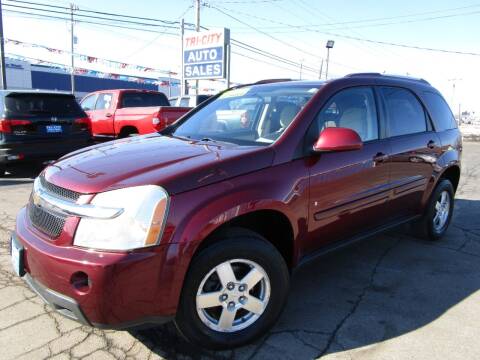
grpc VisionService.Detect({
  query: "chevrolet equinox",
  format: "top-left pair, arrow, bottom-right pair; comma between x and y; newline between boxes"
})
11,73 -> 461,349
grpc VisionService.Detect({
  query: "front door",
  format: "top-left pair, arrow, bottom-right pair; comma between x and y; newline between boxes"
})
305,86 -> 391,255
89,92 -> 115,136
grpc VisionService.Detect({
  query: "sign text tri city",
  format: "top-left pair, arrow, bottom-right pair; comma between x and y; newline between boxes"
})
183,28 -> 230,80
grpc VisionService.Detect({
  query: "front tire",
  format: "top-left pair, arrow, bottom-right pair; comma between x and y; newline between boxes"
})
415,179 -> 455,241
175,228 -> 290,350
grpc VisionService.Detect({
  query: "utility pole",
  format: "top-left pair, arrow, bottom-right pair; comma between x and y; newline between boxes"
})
226,43 -> 231,88
0,0 -> 7,90
299,59 -> 303,80
70,3 -> 75,94
318,59 -> 324,80
325,40 -> 334,80
180,18 -> 185,96
195,0 -> 200,95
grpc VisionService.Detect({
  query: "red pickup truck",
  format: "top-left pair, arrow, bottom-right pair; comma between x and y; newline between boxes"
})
80,89 -> 191,138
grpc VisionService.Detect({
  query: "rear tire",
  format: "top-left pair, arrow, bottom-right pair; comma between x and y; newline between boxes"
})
414,179 -> 454,241
118,128 -> 139,138
174,228 -> 290,350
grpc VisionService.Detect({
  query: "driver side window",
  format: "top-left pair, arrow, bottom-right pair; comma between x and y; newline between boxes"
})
315,87 -> 379,142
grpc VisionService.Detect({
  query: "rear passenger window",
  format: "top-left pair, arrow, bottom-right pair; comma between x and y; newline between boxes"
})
121,92 -> 169,108
380,87 -> 427,137
422,92 -> 457,131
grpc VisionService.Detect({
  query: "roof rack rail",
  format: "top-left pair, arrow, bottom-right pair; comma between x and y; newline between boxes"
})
345,73 -> 430,85
345,72 -> 382,78
254,78 -> 292,84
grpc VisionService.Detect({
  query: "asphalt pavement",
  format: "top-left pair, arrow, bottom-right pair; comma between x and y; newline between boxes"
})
0,142 -> 479,360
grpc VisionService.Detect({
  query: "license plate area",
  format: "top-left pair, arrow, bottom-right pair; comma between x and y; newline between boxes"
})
11,236 -> 25,277
46,125 -> 63,133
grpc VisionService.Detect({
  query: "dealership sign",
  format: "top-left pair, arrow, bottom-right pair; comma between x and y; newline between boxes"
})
183,28 -> 230,80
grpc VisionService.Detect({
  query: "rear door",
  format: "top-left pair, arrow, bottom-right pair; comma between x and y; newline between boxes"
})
379,86 -> 441,218
305,86 -> 391,254
2,93 -> 88,142
88,92 -> 115,136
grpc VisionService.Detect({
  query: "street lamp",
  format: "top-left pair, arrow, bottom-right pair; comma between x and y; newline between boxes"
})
325,40 -> 335,80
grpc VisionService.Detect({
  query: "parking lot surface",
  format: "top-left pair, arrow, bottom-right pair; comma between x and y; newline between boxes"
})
0,142 -> 479,360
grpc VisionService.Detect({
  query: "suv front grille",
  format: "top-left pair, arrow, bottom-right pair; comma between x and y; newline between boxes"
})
40,175 -> 81,202
28,176 -> 82,238
28,201 -> 66,238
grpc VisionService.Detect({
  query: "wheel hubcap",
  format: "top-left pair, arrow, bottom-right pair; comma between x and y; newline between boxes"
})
433,190 -> 451,232
196,259 -> 271,333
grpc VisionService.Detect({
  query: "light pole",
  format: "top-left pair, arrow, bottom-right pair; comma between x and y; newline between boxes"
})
448,78 -> 462,123
325,40 -> 334,80
0,0 -> 7,89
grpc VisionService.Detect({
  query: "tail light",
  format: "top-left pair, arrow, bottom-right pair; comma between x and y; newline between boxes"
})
152,117 -> 166,130
0,119 -> 32,133
74,117 -> 91,133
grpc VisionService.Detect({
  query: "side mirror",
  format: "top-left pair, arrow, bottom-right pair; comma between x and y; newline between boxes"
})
313,127 -> 363,152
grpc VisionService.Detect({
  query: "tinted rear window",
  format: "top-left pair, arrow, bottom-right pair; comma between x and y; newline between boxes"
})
4,93 -> 84,117
422,91 -> 457,131
380,87 -> 427,137
120,92 -> 169,108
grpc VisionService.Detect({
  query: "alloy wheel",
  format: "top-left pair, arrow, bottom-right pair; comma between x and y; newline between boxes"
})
433,190 -> 451,232
195,258 -> 271,333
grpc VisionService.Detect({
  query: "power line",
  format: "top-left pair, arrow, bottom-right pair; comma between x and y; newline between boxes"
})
234,8 -> 480,32
206,3 -> 323,61
209,0 -> 283,3
232,2 -> 480,29
5,1 -> 321,75
210,3 -> 480,57
4,3 -> 181,29
3,8 -> 180,35
5,0 -> 191,25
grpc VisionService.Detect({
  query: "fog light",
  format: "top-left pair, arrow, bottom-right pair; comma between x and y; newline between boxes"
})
70,271 -> 90,293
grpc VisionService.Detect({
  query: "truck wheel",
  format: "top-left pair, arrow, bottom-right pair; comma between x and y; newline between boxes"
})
175,228 -> 290,350
118,128 -> 138,138
414,179 -> 455,241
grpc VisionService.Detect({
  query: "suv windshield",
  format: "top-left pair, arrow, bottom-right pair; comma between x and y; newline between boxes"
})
170,84 -> 320,146
4,93 -> 84,117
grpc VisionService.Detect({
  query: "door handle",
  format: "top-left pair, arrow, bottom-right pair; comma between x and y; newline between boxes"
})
427,140 -> 436,149
105,113 -> 113,118
373,152 -> 389,163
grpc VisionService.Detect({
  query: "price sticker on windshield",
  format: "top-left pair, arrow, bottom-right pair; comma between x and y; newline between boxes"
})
219,87 -> 251,99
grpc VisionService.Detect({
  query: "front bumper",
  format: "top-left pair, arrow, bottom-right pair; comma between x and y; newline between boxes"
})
13,208 -> 181,328
25,272 -> 91,326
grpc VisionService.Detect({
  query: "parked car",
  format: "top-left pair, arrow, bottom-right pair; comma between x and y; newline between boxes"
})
11,74 -> 461,349
80,89 -> 191,139
169,94 -> 211,107
0,90 -> 91,176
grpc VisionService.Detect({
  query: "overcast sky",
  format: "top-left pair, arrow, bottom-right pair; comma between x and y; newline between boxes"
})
3,0 -> 480,113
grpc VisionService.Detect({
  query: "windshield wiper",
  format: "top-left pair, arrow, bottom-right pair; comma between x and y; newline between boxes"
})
168,134 -> 191,141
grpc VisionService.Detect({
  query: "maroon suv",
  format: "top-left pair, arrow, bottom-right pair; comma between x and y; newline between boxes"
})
11,73 -> 461,349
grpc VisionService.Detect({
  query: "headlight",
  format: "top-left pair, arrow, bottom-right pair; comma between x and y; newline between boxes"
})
74,185 -> 169,251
